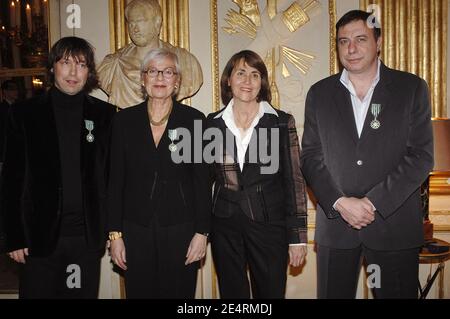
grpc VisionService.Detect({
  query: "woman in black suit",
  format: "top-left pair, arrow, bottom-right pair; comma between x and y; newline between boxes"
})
108,48 -> 210,298
207,50 -> 308,298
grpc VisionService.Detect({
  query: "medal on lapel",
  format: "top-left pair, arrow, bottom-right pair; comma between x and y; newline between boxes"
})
85,120 -> 95,142
370,104 -> 381,129
168,129 -> 177,152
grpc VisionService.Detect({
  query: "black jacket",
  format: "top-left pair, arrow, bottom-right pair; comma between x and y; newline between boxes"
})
0,91 -> 115,256
301,63 -> 434,250
207,106 -> 308,244
107,101 -> 211,234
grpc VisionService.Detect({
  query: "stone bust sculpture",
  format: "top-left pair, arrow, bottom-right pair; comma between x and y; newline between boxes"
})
97,0 -> 203,108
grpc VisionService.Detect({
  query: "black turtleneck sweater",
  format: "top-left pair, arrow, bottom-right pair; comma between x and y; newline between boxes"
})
50,86 -> 84,236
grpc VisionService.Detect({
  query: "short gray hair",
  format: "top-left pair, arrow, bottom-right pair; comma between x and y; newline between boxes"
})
141,47 -> 181,98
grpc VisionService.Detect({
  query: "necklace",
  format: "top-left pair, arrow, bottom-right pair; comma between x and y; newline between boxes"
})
148,101 -> 173,126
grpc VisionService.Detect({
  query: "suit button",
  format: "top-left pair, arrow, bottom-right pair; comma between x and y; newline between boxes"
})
357,160 -> 363,166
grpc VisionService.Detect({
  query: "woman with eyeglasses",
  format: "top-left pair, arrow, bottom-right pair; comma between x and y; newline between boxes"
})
107,48 -> 211,298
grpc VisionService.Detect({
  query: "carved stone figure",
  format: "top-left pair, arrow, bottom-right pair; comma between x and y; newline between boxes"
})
98,0 -> 203,108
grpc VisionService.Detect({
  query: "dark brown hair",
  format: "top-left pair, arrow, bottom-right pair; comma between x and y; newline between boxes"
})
336,10 -> 381,44
47,37 -> 99,93
220,50 -> 271,106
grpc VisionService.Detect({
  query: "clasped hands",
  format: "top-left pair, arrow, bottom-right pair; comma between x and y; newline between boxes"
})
335,197 -> 376,230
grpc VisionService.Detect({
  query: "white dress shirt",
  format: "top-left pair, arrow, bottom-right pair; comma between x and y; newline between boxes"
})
340,59 -> 381,137
214,99 -> 278,171
334,60 -> 381,211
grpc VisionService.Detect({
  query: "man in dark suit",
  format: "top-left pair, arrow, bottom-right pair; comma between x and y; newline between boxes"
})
301,10 -> 433,299
0,80 -> 19,161
0,80 -> 19,253
0,37 -> 116,298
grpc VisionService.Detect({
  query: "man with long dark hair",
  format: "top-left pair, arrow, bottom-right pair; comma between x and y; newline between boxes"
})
1,37 -> 115,298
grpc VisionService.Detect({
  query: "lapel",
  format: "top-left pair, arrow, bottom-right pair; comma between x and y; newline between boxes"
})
38,92 -> 62,184
141,100 -> 171,154
80,95 -> 96,182
144,100 -> 183,161
359,64 -> 392,143
333,79 -> 359,145
212,108 -> 243,183
213,109 -> 240,165
158,100 -> 179,154
333,63 -> 393,145
241,113 -> 275,176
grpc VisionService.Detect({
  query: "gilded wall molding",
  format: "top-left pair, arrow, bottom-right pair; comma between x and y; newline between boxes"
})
109,0 -> 126,53
328,0 -> 338,75
209,0 -> 219,298
210,0 -> 220,112
158,0 -> 190,49
109,0 -> 190,52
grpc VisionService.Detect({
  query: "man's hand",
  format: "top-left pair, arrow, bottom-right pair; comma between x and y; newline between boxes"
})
185,233 -> 208,265
335,197 -> 375,229
361,197 -> 376,211
8,248 -> 29,264
289,245 -> 307,267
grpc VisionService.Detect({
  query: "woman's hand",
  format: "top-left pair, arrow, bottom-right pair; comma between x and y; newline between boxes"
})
289,245 -> 307,267
185,233 -> 208,265
110,238 -> 127,270
8,248 -> 29,264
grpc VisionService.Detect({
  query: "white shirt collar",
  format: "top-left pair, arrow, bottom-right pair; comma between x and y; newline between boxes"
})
340,58 -> 381,93
214,99 -> 278,119
214,100 -> 278,171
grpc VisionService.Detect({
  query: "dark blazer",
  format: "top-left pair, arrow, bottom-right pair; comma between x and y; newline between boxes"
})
0,101 -> 11,253
207,107 -> 308,244
0,100 -> 12,161
301,63 -> 434,250
0,91 -> 115,256
107,100 -> 211,234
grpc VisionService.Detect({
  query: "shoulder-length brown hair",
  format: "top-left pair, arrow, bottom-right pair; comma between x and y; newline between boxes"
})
220,50 -> 271,106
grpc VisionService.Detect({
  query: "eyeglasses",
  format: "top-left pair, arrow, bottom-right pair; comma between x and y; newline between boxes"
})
143,68 -> 178,79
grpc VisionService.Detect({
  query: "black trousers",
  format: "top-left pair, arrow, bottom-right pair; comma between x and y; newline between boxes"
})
211,209 -> 288,299
317,244 -> 420,299
123,219 -> 199,299
19,236 -> 102,299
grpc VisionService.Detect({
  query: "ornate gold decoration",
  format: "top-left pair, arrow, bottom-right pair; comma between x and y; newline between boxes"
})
267,0 -> 277,19
328,0 -> 338,75
269,48 -> 280,108
282,62 -> 290,78
282,46 -> 314,75
233,0 -> 261,26
282,2 -> 309,32
360,0 -> 447,118
222,0 -> 319,108
222,9 -> 257,38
